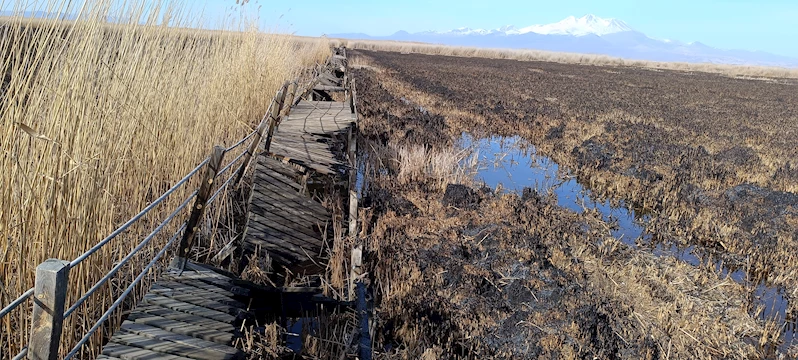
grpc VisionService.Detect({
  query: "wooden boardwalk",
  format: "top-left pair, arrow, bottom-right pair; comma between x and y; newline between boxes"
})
269,101 -> 356,175
98,262 -> 248,360
243,57 -> 356,269
97,51 -> 357,360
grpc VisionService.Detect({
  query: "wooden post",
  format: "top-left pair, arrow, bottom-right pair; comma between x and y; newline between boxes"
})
349,78 -> 356,114
348,246 -> 362,302
282,82 -> 298,116
262,86 -> 288,153
28,259 -> 70,360
356,281 -> 372,360
233,88 -> 284,187
347,123 -> 361,302
349,191 -> 358,237
177,146 -> 225,267
347,126 -> 358,237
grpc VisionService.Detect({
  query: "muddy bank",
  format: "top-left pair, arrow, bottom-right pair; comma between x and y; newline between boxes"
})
351,64 -> 784,358
351,50 -> 798,292
351,49 -> 798,351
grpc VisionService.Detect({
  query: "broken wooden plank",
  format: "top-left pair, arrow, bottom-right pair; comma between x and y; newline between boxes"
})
119,322 -> 240,356
140,294 -> 236,323
101,342 -> 194,360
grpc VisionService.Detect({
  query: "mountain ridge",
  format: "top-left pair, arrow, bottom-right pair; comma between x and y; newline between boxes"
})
331,15 -> 798,68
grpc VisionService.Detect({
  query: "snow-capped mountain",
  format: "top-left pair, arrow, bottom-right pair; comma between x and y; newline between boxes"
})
331,14 -> 798,68
513,15 -> 633,36
421,15 -> 632,37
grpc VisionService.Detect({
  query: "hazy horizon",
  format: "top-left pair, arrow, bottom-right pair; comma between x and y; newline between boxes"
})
3,0 -> 797,58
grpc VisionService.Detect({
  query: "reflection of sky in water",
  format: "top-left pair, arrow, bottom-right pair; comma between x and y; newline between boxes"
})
462,134 -> 647,246
461,133 -> 794,349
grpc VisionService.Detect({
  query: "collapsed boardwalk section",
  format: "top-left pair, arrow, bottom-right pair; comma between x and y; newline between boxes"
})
244,63 -> 357,269
98,262 -> 248,360
92,50 -> 364,359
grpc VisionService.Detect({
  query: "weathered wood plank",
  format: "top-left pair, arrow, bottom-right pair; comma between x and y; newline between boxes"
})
160,271 -> 235,288
246,206 -> 325,240
246,221 -> 325,254
141,294 -> 236,323
110,331 -> 236,359
250,182 -> 329,214
271,135 -> 337,146
250,189 -> 329,222
252,169 -> 304,193
118,320 -> 237,349
249,189 -> 328,218
248,201 -> 328,233
244,237 -> 315,261
160,278 -> 240,298
102,342 -> 193,360
268,142 -> 336,157
269,140 -> 339,157
150,283 -> 244,307
268,158 -> 337,175
246,217 -> 323,248
132,305 -> 235,331
120,322 -> 240,356
29,259 -> 70,360
256,156 -> 308,180
147,292 -> 240,315
157,276 -> 236,295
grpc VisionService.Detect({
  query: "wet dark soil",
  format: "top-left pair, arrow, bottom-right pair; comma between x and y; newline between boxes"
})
350,50 -> 797,358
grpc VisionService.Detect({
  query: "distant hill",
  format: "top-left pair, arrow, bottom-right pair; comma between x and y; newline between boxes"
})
331,15 -> 798,68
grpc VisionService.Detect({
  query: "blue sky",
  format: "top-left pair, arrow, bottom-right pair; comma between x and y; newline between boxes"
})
5,0 -> 797,57
218,0 -> 797,57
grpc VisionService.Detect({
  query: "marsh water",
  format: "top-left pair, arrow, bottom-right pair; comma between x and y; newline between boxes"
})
462,133 -> 795,349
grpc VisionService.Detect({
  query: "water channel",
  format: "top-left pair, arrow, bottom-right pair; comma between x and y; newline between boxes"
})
462,133 -> 795,351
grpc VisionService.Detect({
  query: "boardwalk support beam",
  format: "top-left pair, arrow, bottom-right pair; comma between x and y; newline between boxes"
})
177,146 -> 225,268
29,259 -> 70,360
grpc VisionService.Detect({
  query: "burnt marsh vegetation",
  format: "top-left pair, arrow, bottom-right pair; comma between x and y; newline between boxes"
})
348,49 -> 797,359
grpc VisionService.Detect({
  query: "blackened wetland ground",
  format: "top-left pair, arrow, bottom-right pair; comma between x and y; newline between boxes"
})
350,49 -> 797,359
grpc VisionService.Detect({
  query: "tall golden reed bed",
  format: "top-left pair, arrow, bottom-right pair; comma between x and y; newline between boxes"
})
0,0 -> 330,357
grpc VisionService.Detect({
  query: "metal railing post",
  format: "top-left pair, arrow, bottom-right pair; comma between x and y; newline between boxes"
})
176,146 -> 225,268
28,259 -> 70,360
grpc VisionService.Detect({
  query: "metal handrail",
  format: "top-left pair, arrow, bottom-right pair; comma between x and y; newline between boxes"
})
0,84 -> 277,358
62,135 -> 254,353
11,347 -> 27,360
64,222 -> 188,360
0,288 -> 33,320
69,156 -> 211,268
63,189 -> 199,318
225,129 -> 257,152
208,158 -> 246,205
216,147 -> 248,179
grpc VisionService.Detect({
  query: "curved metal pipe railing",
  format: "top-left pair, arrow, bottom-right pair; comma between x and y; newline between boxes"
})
64,222 -> 188,360
1,76 -> 301,358
63,189 -> 198,318
69,157 -> 210,269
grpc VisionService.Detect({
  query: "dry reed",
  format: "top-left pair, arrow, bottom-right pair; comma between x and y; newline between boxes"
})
0,0 -> 329,357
